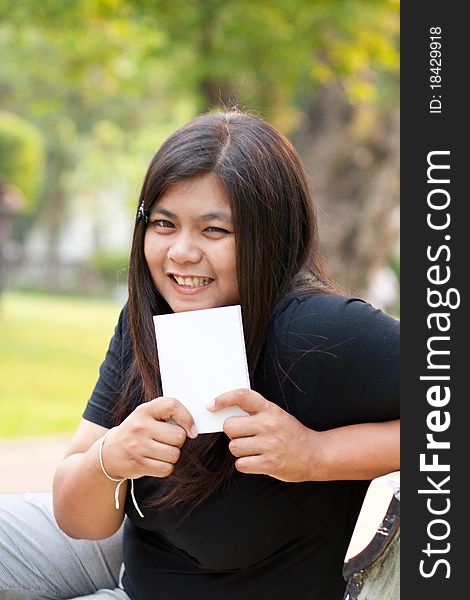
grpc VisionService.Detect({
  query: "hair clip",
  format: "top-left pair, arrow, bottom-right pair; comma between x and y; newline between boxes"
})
137,199 -> 148,223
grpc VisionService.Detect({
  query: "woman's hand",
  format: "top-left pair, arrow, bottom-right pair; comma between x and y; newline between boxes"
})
101,397 -> 198,481
208,389 -> 320,482
53,398 -> 197,540
209,389 -> 400,482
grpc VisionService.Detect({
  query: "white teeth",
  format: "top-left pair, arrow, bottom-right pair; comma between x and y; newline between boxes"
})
173,275 -> 212,287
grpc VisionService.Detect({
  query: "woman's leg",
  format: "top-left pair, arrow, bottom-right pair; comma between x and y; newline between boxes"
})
69,591 -> 129,600
0,492 -> 124,599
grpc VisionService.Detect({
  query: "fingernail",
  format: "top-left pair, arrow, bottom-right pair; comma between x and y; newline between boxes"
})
190,426 -> 198,438
206,399 -> 216,411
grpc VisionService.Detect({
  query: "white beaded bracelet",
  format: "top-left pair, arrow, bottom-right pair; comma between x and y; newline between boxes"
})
98,429 -> 144,518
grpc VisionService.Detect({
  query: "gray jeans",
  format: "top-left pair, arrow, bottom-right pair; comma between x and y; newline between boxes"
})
0,492 -> 129,600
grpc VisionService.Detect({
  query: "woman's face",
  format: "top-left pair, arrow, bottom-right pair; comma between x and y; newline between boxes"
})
144,173 -> 240,313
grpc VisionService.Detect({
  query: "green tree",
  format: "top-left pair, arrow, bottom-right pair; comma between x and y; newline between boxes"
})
0,111 -> 44,211
0,0 -> 399,297
0,4 -> 179,286
0,111 -> 45,292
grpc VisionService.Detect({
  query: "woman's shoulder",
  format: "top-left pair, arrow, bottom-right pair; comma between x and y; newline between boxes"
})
271,291 -> 399,346
275,291 -> 398,322
114,301 -> 130,335
102,301 -> 132,359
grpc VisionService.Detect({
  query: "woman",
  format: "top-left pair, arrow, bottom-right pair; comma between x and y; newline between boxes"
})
0,110 -> 399,600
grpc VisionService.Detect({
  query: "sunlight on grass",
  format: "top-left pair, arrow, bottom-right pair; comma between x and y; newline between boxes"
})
0,292 -> 123,438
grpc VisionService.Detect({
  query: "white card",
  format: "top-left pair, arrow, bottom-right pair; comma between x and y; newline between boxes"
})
153,305 -> 250,433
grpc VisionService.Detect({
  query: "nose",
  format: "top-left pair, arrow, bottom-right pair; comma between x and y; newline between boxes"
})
167,232 -> 203,264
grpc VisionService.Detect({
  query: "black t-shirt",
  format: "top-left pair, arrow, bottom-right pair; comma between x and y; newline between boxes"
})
83,293 -> 400,600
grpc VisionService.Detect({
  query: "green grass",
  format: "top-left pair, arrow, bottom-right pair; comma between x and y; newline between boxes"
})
0,291 -> 123,438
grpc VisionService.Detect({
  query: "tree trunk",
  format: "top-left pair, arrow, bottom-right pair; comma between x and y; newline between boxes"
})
293,82 -> 400,299
33,147 -> 71,291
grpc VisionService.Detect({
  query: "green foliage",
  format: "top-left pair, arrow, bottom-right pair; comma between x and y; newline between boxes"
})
0,111 -> 45,211
133,0 -> 400,127
0,0 -> 399,130
0,6 -> 191,223
0,291 -> 122,438
0,0 -> 399,290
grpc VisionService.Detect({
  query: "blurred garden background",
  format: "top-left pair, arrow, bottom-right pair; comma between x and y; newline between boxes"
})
0,0 -> 399,440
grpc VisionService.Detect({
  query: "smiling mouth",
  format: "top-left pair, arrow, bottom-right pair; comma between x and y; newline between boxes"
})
171,275 -> 214,288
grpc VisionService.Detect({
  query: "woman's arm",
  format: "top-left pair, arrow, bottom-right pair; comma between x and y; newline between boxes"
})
53,398 -> 197,541
310,418 -> 399,480
53,420 -> 127,540
209,389 -> 399,482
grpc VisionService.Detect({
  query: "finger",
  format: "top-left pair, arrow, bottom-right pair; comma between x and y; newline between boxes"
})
223,413 -> 264,439
228,436 -> 261,458
147,397 -> 198,439
140,457 -> 176,479
151,421 -> 188,448
233,455 -> 268,476
207,388 -> 268,415
144,440 -> 181,464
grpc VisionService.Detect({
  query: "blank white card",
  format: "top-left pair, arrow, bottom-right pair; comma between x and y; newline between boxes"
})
153,305 -> 250,433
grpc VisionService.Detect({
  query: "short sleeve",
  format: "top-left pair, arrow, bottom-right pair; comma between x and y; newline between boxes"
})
255,294 -> 400,430
82,303 -> 132,429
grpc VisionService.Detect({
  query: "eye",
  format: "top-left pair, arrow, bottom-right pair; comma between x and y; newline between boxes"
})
151,219 -> 175,230
203,226 -> 230,235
